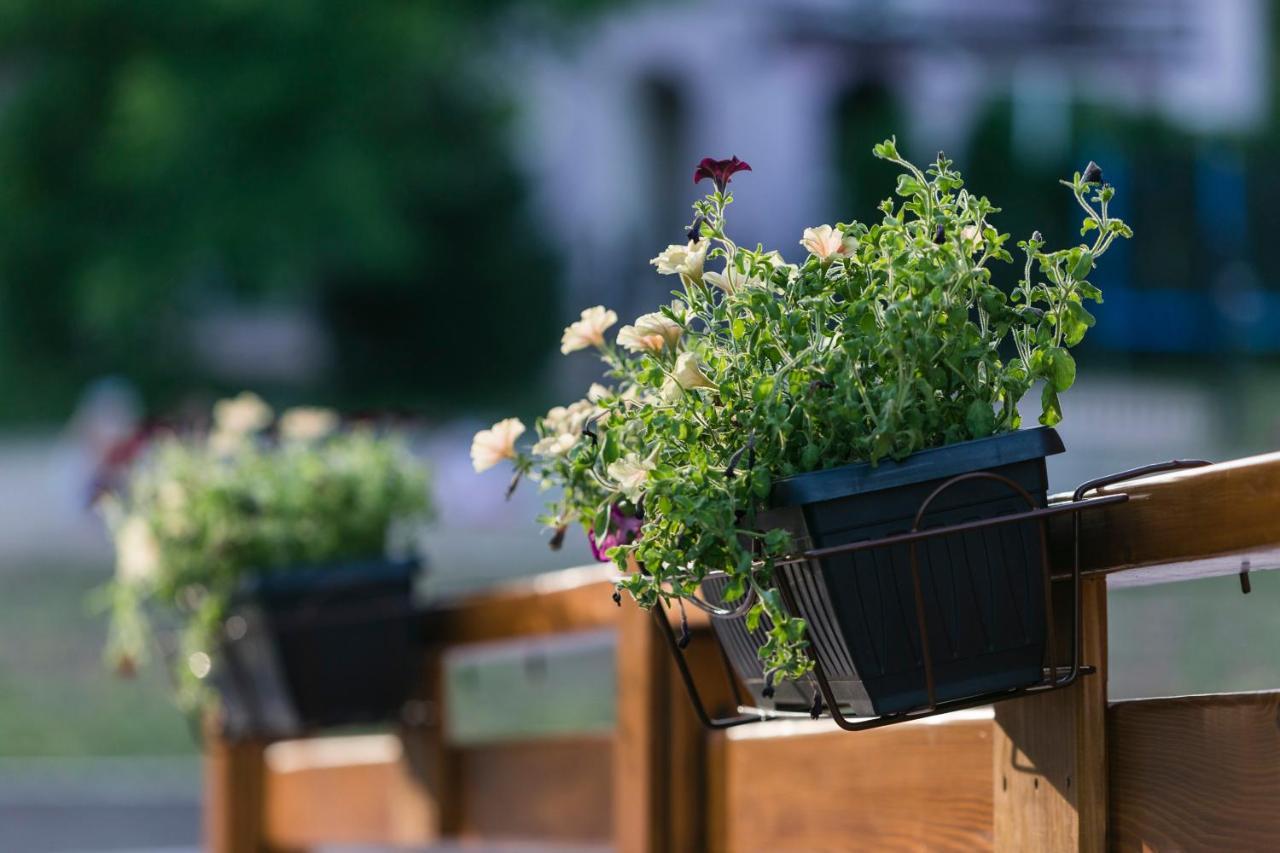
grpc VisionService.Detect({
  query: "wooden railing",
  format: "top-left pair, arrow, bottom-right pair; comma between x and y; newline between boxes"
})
205,451 -> 1280,852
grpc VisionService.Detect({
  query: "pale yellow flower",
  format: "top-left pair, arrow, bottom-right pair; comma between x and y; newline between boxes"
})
650,241 -> 707,282
115,515 -> 161,585
617,325 -> 666,353
208,430 -> 243,457
704,263 -> 765,295
279,406 -> 339,441
213,391 -> 273,436
560,306 -> 618,354
471,417 -> 525,472
800,225 -> 856,261
633,310 -> 682,349
673,352 -> 716,391
533,432 -> 577,457
608,453 -> 655,502
960,224 -> 983,247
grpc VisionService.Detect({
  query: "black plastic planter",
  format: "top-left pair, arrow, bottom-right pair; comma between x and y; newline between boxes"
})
214,557 -> 422,739
707,428 -> 1064,718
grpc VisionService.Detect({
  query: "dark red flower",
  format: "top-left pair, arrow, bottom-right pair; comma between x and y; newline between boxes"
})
693,156 -> 751,192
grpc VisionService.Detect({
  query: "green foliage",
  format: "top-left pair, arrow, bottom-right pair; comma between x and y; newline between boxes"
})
102,394 -> 431,710
0,1 -> 563,419
485,142 -> 1128,679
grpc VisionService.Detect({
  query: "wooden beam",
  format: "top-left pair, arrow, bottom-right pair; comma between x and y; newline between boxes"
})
455,736 -> 613,844
203,725 -> 268,853
1048,451 -> 1280,584
262,733 -> 433,849
424,564 -> 707,646
707,712 -> 994,852
612,601 -> 668,853
1109,691 -> 1280,850
992,575 -> 1107,852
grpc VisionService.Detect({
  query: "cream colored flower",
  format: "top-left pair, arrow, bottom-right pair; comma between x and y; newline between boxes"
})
115,515 -> 161,585
608,453 -> 655,502
704,263 -> 762,295
560,306 -> 618,354
633,310 -> 682,349
617,324 -> 666,353
587,383 -> 612,403
471,417 -> 525,472
544,400 -> 598,436
960,224 -> 983,247
279,406 -> 339,441
213,391 -> 273,436
650,241 -> 707,282
533,432 -> 577,457
208,429 -> 243,457
673,352 -> 716,391
800,225 -> 856,262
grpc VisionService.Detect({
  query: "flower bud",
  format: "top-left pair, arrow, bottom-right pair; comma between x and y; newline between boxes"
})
933,223 -> 945,244
1081,161 -> 1103,185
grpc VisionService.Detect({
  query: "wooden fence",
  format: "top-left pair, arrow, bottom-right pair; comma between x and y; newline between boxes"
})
205,451 -> 1280,851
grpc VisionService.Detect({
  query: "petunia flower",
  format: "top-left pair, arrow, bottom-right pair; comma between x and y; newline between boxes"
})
560,306 -> 618,354
279,406 -> 339,442
800,225 -> 857,262
633,310 -> 683,350
704,262 -> 765,295
693,156 -> 752,193
1081,161 -> 1103,185
114,515 -> 161,585
617,325 -> 666,353
213,391 -> 273,436
587,504 -> 644,562
650,241 -> 707,282
673,352 -> 716,391
533,432 -> 577,457
471,417 -> 525,472
608,453 -> 656,502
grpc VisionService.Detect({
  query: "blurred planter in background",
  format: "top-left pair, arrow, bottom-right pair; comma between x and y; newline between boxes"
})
101,391 -> 433,738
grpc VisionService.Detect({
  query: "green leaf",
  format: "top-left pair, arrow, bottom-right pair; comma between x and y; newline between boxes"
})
1040,384 -> 1063,426
1061,301 -> 1095,347
895,174 -> 924,198
1046,346 -> 1076,392
592,503 -> 611,541
1070,249 -> 1093,280
601,428 -> 621,465
965,400 -> 996,438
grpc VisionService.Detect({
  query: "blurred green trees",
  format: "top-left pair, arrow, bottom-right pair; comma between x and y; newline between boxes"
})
0,1 -> 570,421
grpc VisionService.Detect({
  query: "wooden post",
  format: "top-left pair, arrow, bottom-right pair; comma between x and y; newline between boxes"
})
612,602 -> 669,853
203,721 -> 268,853
993,575 -> 1108,852
404,649 -> 460,842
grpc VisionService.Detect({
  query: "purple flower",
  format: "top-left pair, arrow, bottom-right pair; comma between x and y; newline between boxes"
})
693,156 -> 752,193
587,504 -> 643,562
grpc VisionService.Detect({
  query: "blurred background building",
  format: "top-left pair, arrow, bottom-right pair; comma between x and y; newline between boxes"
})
1,0 -> 1278,849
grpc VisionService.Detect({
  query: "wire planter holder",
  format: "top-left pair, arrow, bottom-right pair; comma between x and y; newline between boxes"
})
656,459 -> 1211,732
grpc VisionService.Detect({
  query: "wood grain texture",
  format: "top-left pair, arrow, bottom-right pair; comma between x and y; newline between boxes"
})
262,732 -> 433,848
1048,451 -> 1280,582
993,575 -> 1107,853
424,564 -> 707,646
203,725 -> 268,853
613,599 -> 668,853
708,714 -> 995,853
456,736 -> 613,843
1109,691 -> 1280,851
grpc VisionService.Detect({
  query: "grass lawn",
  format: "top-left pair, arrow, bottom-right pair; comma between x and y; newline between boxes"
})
0,562 -> 196,756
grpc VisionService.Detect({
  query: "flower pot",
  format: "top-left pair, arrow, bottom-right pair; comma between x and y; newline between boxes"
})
214,557 -> 423,739
707,428 -> 1064,718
